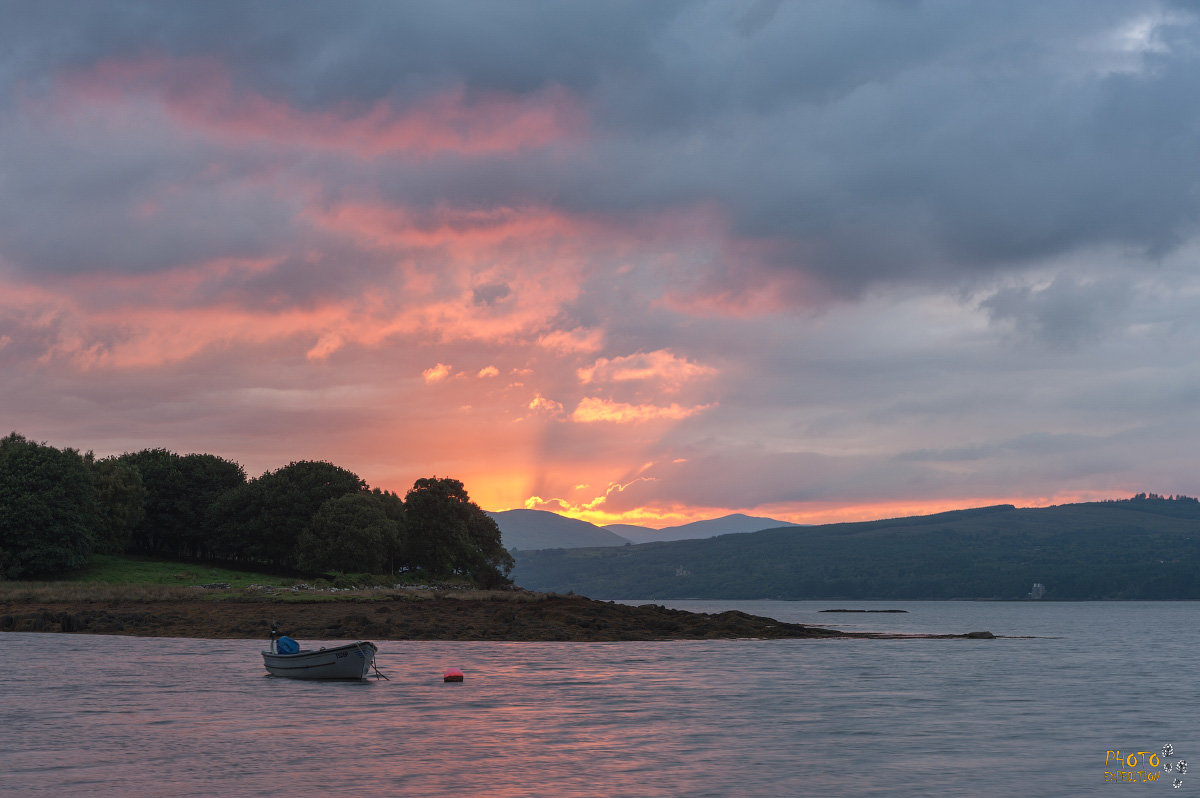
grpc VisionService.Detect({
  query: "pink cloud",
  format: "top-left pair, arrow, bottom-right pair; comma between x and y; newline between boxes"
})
306,332 -> 345,362
537,327 -> 605,354
0,198 -> 612,374
298,201 -> 621,349
52,54 -> 588,158
0,266 -> 353,369
308,201 -> 604,255
0,202 -> 601,367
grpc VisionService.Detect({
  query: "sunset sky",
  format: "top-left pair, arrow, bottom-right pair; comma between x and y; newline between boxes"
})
3,1 -> 1200,527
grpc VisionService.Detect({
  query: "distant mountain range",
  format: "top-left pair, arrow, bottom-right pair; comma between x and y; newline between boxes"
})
489,509 -> 797,551
606,513 -> 800,544
509,497 -> 1200,600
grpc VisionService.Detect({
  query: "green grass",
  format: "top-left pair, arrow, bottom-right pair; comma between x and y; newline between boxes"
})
49,554 -> 294,589
0,555 -> 519,603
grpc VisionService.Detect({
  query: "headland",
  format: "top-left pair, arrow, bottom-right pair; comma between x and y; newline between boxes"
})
0,585 -> 995,641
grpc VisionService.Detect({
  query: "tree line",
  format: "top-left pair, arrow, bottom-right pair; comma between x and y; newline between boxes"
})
0,432 -> 513,585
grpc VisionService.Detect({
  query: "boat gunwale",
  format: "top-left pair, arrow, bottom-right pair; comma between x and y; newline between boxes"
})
261,640 -> 378,679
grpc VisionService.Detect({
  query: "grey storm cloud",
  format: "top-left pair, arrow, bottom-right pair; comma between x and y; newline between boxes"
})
2,0 -> 1198,297
980,276 -> 1132,349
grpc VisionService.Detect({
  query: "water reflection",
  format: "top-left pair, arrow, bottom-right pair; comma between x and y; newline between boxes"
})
3,602 -> 1200,796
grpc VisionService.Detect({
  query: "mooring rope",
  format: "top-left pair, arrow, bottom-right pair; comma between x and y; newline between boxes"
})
355,641 -> 390,680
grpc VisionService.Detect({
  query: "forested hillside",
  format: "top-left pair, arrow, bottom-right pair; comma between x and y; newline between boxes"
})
512,498 -> 1200,600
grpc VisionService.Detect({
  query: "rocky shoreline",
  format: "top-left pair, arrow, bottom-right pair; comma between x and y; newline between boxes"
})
0,590 -> 997,642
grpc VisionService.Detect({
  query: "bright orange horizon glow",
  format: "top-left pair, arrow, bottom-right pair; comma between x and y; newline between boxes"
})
507,488 -> 1141,530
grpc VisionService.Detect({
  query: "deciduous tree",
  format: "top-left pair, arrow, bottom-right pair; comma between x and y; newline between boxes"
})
0,433 -> 97,578
89,456 -> 147,554
118,449 -> 245,558
403,477 -> 512,584
210,461 -> 366,568
295,492 -> 399,574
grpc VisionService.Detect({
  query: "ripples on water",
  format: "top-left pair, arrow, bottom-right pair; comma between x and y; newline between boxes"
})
3,601 -> 1198,796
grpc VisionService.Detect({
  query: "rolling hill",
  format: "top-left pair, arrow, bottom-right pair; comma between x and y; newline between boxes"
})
606,513 -> 799,543
511,498 -> 1200,600
489,509 -> 630,550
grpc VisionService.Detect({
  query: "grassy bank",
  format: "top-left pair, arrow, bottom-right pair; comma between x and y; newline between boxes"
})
46,554 -> 294,588
0,555 -> 490,603
0,556 -> 862,641
0,556 -> 997,641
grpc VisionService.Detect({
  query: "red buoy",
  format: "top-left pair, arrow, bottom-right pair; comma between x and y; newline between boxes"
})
443,668 -> 464,682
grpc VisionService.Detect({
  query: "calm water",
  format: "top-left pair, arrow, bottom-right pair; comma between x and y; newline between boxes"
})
3,601 -> 1197,796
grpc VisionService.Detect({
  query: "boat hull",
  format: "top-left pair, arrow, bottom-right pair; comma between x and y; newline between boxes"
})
262,641 -> 378,680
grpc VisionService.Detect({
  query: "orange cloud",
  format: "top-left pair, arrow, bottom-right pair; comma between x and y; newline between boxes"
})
571,397 -> 715,423
477,365 -> 500,378
527,394 -> 565,417
526,477 -> 654,512
422,363 -> 453,383
524,479 -> 753,528
576,349 -> 717,390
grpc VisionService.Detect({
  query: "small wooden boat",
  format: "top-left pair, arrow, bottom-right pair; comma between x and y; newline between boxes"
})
262,625 -> 380,680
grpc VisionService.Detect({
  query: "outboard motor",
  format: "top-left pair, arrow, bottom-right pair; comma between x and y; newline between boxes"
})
268,622 -> 298,655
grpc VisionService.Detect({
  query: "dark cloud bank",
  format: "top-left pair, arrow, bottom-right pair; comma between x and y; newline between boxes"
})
3,1 -> 1200,516
3,1 -> 1198,294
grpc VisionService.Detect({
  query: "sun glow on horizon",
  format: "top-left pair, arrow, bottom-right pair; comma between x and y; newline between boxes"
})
493,489 -> 1138,530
